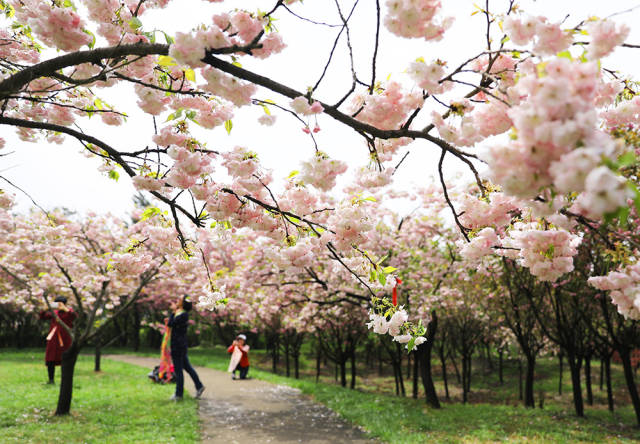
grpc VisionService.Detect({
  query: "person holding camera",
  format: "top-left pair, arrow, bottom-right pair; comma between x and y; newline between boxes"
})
167,295 -> 205,401
39,296 -> 76,384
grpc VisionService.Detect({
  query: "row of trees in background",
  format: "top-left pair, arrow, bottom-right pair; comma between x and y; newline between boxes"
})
3,181 -> 640,426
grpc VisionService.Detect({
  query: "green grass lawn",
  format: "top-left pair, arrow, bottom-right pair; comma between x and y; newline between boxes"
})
5,346 -> 640,443
0,350 -> 199,443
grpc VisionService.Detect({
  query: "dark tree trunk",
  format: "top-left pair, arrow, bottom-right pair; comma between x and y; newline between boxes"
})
340,360 -> 347,387
350,350 -> 356,389
294,353 -> 300,379
439,346 -> 450,399
94,345 -> 101,372
498,350 -> 504,385
585,355 -> 593,406
55,343 -> 80,416
316,347 -> 322,383
412,351 -> 419,399
132,306 -> 141,352
518,359 -> 523,401
285,340 -> 290,378
558,353 -> 563,396
619,349 -> 640,426
567,354 -> 584,417
524,354 -> 535,408
451,353 -> 461,384
418,314 -> 440,408
462,355 -> 470,404
604,354 -> 614,412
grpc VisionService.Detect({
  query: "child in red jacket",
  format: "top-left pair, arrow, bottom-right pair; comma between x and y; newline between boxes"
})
227,334 -> 250,380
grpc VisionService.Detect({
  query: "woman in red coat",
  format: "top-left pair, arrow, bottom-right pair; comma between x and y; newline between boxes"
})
39,296 -> 76,384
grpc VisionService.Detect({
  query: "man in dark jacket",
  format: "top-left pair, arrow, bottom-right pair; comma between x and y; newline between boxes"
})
167,295 -> 205,401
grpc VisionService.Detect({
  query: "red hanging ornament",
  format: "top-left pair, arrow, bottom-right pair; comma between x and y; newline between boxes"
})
392,277 -> 403,306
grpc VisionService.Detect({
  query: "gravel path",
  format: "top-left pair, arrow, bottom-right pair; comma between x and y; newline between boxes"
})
107,355 -> 376,444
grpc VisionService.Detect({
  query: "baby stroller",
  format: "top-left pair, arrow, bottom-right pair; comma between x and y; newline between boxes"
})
148,321 -> 176,384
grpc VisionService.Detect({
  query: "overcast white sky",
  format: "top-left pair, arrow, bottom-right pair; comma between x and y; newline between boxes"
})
3,0 -> 640,219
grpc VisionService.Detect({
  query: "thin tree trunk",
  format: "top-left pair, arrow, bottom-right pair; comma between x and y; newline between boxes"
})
462,355 -> 469,404
567,354 -> 585,417
498,350 -> 504,385
132,306 -> 141,351
451,353 -> 461,384
340,360 -> 347,387
412,351 -> 419,399
315,347 -> 321,383
439,345 -> 449,399
350,349 -> 356,389
585,355 -> 593,406
94,345 -> 101,372
524,354 -> 535,408
604,354 -> 614,412
285,340 -> 290,377
294,353 -> 300,379
518,359 -> 523,401
55,343 -> 80,416
558,353 -> 563,396
619,349 -> 640,426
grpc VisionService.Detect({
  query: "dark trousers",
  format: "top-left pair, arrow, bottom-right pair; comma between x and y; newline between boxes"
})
234,365 -> 249,379
171,349 -> 203,397
46,362 -> 55,382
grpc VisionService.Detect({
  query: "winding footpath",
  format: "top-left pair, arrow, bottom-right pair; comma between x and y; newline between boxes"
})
107,355 -> 375,444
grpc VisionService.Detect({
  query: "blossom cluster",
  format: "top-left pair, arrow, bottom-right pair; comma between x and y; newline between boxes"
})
384,0 -> 453,41
589,265 -> 640,320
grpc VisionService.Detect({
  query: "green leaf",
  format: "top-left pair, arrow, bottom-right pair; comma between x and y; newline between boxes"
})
224,120 -> 233,135
141,207 -> 162,220
162,32 -> 174,44
557,50 -> 573,60
407,337 -> 416,352
369,269 -> 377,283
618,151 -> 636,167
184,69 -> 196,82
158,55 -> 177,67
382,266 -> 397,274
378,273 -> 387,286
287,170 -> 299,179
83,29 -> 96,49
108,170 -> 119,181
128,17 -> 143,29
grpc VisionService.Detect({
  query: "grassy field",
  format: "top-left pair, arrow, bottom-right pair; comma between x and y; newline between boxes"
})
0,350 -> 199,443
3,346 -> 640,443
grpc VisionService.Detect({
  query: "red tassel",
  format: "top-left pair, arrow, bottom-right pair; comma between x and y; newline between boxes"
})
392,278 -> 403,306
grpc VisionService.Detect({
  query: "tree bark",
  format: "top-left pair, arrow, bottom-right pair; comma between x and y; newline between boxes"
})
412,351 -> 419,399
340,360 -> 347,388
439,345 -> 450,399
418,314 -> 440,408
498,350 -> 504,385
285,340 -> 290,378
619,349 -> 640,426
94,345 -> 101,372
604,354 -> 614,412
585,355 -> 593,406
316,347 -> 322,383
518,359 -> 523,401
55,343 -> 80,416
524,354 -> 535,408
350,349 -> 356,389
567,354 -> 585,417
558,353 -> 563,396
